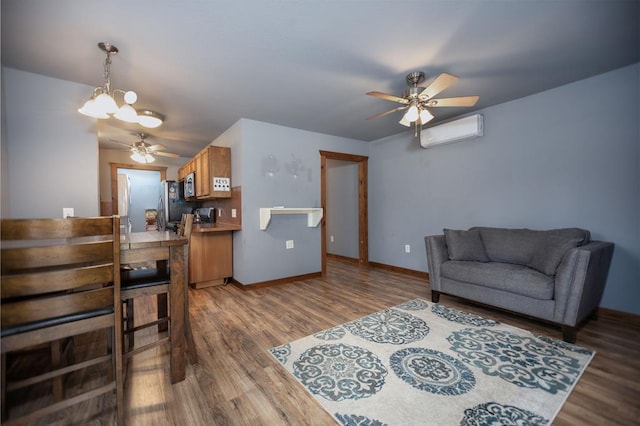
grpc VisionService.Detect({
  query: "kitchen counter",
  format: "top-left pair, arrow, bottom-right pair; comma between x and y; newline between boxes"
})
191,222 -> 242,233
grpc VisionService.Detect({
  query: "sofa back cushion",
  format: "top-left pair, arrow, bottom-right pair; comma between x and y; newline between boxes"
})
472,227 -> 539,264
443,228 -> 489,262
543,228 -> 590,246
527,235 -> 583,275
470,227 -> 590,269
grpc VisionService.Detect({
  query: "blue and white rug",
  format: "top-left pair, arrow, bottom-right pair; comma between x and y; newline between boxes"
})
269,299 -> 594,426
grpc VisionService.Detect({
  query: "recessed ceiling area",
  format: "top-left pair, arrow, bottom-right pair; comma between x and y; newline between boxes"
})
2,0 -> 638,158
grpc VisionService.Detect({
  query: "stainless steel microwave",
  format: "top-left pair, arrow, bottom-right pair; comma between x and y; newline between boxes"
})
184,172 -> 196,198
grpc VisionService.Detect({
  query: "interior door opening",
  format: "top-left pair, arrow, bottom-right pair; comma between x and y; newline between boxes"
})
320,151 -> 368,276
108,163 -> 167,231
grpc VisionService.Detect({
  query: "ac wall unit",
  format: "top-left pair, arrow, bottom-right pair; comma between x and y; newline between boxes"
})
420,114 -> 483,149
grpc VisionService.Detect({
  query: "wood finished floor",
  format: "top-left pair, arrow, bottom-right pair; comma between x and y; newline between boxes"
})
4,258 -> 640,425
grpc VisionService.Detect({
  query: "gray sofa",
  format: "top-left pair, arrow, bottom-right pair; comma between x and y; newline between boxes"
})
425,227 -> 614,343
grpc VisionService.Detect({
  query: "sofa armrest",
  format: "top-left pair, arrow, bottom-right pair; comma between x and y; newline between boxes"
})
554,241 -> 614,326
425,235 -> 448,291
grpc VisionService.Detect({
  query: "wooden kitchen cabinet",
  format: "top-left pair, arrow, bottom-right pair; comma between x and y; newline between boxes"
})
178,158 -> 195,181
195,146 -> 231,200
189,228 -> 234,288
195,149 -> 209,197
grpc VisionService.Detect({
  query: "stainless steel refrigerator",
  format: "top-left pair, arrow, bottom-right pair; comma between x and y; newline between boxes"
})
157,180 -> 200,232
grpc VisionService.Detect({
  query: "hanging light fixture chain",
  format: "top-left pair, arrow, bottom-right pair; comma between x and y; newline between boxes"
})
103,53 -> 112,95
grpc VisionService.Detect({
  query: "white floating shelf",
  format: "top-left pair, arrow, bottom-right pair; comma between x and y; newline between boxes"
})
259,208 -> 323,230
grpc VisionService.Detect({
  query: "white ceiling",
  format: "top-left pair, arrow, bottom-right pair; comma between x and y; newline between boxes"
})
2,0 -> 638,159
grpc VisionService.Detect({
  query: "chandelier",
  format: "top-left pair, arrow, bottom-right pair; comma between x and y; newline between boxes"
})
78,42 -> 165,128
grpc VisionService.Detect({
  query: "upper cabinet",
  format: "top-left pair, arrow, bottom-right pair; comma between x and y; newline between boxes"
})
180,145 -> 231,200
178,158 -> 196,181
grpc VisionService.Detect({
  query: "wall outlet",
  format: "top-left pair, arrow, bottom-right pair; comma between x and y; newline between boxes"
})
405,244 -> 411,253
63,208 -> 74,218
231,208 -> 237,218
330,235 -> 334,243
286,240 -> 294,249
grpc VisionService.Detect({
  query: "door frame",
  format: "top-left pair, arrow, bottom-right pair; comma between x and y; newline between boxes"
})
319,151 -> 368,275
109,163 -> 167,215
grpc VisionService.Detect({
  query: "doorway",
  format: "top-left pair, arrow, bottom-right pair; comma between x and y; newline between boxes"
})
109,163 -> 167,231
319,151 -> 368,276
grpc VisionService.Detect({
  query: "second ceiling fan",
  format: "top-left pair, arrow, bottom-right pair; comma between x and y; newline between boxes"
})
111,133 -> 180,164
367,71 -> 479,131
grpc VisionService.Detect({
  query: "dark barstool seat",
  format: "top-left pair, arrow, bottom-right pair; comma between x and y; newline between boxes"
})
120,266 -> 171,354
121,268 -> 170,290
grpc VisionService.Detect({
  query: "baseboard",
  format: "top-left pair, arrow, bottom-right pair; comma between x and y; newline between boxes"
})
231,272 -> 322,290
326,253 -> 359,263
368,261 -> 429,281
598,307 -> 640,326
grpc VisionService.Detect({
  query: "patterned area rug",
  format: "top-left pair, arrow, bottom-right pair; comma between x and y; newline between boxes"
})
269,299 -> 594,426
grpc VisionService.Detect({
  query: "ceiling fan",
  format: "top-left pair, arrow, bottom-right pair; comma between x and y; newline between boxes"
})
110,133 -> 180,164
366,71 -> 479,133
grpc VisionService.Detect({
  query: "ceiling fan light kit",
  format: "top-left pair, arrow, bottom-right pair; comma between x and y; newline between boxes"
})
78,42 -> 165,128
367,71 -> 479,138
112,132 -> 180,164
130,151 -> 155,164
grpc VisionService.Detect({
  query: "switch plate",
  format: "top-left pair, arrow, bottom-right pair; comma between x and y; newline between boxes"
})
63,208 -> 74,218
330,235 -> 334,243
231,208 -> 237,218
286,240 -> 294,249
405,244 -> 411,253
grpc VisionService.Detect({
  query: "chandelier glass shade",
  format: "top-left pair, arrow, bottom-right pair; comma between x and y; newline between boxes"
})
136,110 -> 165,128
78,42 -> 164,128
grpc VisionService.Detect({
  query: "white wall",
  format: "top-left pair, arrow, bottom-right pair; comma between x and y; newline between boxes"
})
212,119 -> 369,285
2,67 -> 100,218
368,63 -> 640,314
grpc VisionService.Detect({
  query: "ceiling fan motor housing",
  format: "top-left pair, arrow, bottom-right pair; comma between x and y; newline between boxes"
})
406,71 -> 425,87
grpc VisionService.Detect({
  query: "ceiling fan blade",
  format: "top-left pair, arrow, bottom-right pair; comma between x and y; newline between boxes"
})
427,96 -> 479,107
154,151 -> 180,158
418,73 -> 459,100
146,144 -> 166,152
366,105 -> 408,120
366,91 -> 409,104
108,139 -> 134,148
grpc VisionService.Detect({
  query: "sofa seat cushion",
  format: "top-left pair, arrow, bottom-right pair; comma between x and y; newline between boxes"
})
440,261 -> 555,300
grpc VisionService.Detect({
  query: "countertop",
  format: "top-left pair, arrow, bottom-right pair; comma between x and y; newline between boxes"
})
191,222 -> 242,233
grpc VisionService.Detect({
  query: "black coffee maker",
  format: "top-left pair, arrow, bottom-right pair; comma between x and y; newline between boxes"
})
193,207 -> 215,224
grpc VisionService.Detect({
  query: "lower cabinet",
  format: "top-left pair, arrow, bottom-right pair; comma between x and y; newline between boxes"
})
189,231 -> 233,288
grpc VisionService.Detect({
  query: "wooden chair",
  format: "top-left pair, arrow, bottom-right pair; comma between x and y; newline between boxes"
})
178,214 -> 198,364
1,216 -> 123,425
